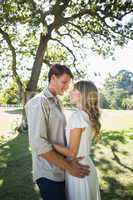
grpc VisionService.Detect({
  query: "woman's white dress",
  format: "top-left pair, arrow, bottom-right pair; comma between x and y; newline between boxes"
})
65,110 -> 101,200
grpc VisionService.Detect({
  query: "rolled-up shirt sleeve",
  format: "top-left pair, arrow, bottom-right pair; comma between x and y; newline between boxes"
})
25,96 -> 53,155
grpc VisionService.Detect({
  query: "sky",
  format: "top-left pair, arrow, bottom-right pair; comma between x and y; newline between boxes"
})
84,40 -> 133,88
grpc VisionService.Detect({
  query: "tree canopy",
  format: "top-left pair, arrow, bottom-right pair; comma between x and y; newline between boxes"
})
0,0 -> 133,103
100,70 -> 133,109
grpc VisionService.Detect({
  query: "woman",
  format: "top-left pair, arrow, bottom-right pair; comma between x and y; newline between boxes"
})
53,80 -> 101,200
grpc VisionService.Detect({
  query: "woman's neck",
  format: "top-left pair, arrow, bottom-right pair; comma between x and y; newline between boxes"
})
76,103 -> 82,110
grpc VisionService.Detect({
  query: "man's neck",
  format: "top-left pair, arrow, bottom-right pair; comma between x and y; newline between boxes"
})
48,85 -> 57,96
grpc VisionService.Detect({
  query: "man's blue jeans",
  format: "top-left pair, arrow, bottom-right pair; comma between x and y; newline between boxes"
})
36,177 -> 66,200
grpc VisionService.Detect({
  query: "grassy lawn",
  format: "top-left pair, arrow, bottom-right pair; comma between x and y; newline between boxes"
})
0,129 -> 133,200
92,128 -> 133,200
0,134 -> 40,200
0,108 -> 133,200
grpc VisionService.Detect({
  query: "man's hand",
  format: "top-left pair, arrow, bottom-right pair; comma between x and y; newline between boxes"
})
67,157 -> 90,178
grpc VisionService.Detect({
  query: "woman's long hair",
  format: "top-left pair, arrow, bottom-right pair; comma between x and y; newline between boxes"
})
74,81 -> 101,141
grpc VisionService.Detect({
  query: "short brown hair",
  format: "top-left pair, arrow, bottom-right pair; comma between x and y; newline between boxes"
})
48,64 -> 74,82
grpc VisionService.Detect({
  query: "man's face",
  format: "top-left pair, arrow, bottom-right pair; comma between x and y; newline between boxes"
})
53,73 -> 72,95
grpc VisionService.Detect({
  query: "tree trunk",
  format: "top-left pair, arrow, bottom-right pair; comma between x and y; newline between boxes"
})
17,28 -> 53,133
17,90 -> 38,134
27,31 -> 52,91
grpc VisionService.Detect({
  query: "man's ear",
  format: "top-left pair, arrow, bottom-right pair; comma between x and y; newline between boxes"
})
51,74 -> 57,81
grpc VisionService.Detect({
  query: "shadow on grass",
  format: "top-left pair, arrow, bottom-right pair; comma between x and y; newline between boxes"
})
101,177 -> 133,200
0,130 -> 133,200
92,129 -> 133,200
0,134 -> 40,200
101,130 -> 129,144
92,154 -> 133,200
110,144 -> 133,172
96,130 -> 133,172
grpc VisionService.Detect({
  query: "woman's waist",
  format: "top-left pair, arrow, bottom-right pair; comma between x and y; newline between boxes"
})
77,152 -> 91,158
77,154 -> 94,165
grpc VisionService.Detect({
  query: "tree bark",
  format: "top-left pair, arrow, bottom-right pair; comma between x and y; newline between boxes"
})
27,29 -> 52,91
17,90 -> 38,134
18,27 -> 53,133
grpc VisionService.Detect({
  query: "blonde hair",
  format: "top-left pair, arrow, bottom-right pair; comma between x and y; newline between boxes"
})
74,81 -> 101,141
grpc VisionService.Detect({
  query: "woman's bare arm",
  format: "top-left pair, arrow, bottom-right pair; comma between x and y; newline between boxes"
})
53,128 -> 85,158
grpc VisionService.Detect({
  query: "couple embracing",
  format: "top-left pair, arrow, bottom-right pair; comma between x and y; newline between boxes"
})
25,64 -> 101,200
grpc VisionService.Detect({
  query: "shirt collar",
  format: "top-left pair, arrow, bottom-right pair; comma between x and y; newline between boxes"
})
43,88 -> 55,99
43,88 -> 62,108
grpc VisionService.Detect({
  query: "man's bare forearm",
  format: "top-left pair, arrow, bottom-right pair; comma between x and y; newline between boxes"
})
39,149 -> 90,178
39,150 -> 72,173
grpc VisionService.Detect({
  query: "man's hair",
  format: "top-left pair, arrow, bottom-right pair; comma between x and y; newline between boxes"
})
48,64 -> 74,82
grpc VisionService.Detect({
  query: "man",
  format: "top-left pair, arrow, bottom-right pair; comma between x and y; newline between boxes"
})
25,64 -> 90,200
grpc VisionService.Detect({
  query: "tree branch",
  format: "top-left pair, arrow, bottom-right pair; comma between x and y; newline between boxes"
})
43,59 -> 51,67
64,8 -> 95,23
51,0 -> 70,16
0,28 -> 24,92
50,37 -> 82,76
97,13 -> 133,40
50,37 -> 76,63
56,29 -> 80,46
26,26 -> 53,91
31,0 -> 47,26
67,22 -> 86,36
119,10 -> 133,20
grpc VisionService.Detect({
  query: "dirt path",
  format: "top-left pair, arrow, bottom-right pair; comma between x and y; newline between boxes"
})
0,107 -> 21,136
0,107 -> 133,136
64,109 -> 133,131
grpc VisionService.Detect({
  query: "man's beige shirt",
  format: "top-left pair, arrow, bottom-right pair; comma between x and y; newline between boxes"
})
25,88 -> 66,182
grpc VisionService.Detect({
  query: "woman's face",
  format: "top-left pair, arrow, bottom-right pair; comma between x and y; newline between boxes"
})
70,88 -> 81,104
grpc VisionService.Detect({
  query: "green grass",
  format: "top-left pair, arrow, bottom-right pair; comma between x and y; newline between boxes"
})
92,128 -> 133,200
0,129 -> 133,200
0,134 -> 40,200
0,108 -> 133,199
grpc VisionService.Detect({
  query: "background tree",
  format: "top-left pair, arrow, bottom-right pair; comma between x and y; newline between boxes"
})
100,70 -> 133,109
122,96 -> 133,109
115,70 -> 133,94
0,81 -> 20,105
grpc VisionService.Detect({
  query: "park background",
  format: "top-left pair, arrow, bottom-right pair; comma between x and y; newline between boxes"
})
0,1 -> 133,200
